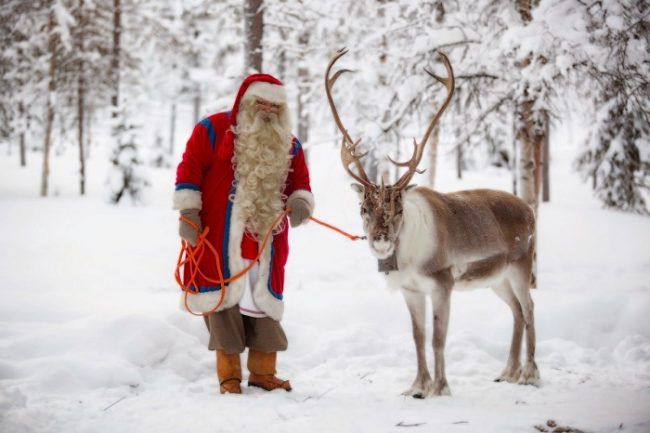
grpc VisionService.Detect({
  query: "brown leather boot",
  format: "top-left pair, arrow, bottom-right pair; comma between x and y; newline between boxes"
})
247,349 -> 292,392
217,350 -> 242,394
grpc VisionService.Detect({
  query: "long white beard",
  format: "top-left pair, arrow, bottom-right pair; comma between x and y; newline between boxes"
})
232,100 -> 292,236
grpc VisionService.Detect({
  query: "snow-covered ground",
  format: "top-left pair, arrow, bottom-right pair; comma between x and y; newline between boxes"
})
1,127 -> 649,433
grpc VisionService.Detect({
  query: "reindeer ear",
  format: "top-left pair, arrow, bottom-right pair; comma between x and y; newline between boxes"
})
350,183 -> 364,198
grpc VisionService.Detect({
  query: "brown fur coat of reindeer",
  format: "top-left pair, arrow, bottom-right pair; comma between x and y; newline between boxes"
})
325,48 -> 539,398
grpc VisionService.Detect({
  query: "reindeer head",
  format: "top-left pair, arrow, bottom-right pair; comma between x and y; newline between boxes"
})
325,48 -> 455,259
352,183 -> 407,258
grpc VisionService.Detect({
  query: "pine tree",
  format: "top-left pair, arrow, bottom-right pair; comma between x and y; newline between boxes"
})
106,0 -> 149,203
107,103 -> 150,203
0,1 -> 44,168
576,1 -> 650,215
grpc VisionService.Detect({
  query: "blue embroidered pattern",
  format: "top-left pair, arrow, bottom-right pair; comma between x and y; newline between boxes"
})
292,137 -> 302,157
266,243 -> 283,300
175,183 -> 200,191
222,183 -> 236,282
200,118 -> 218,149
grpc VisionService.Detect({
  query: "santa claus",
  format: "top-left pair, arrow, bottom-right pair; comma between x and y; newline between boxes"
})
173,74 -> 314,394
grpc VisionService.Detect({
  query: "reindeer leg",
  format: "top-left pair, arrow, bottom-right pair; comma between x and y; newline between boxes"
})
509,267 -> 540,385
431,283 -> 452,396
401,289 -> 434,399
492,281 -> 523,382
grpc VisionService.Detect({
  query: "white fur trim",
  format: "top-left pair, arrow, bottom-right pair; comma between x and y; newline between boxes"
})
173,189 -> 202,210
242,81 -> 287,104
179,290 -> 223,314
222,197 -> 247,310
287,189 -> 315,220
252,244 -> 284,321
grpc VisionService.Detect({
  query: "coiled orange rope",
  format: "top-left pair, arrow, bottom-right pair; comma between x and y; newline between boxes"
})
175,210 -> 364,316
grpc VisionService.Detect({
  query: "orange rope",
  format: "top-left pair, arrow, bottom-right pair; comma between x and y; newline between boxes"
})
175,209 -> 364,316
307,215 -> 366,241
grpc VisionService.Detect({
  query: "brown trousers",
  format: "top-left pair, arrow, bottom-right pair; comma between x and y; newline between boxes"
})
203,305 -> 288,354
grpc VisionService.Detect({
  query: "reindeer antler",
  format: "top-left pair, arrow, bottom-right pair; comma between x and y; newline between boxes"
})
325,48 -> 374,188
391,52 -> 455,190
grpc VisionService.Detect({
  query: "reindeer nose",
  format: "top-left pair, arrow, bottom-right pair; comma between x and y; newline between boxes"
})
372,239 -> 391,254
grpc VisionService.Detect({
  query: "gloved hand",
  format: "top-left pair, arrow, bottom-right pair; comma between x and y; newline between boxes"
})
179,208 -> 202,246
286,195 -> 311,228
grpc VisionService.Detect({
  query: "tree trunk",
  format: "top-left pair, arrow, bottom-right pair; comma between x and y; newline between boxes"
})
41,4 -> 57,197
456,144 -> 463,179
85,104 -> 92,159
591,169 -> 597,190
428,1 -> 443,189
111,0 -> 121,116
517,100 -> 538,211
515,99 -> 538,287
541,109 -> 550,202
512,115 -> 518,195
192,49 -> 201,124
19,131 -> 26,167
169,103 -> 176,156
297,31 -> 309,162
277,28 -> 287,80
455,90 -> 463,180
78,79 -> 86,195
392,132 -> 400,183
427,125 -> 439,188
244,0 -> 263,73
378,2 -> 390,184
192,89 -> 201,125
19,102 -> 26,167
77,0 -> 86,195
516,0 -> 543,288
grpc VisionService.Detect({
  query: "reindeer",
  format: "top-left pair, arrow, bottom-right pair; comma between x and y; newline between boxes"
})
325,49 -> 539,398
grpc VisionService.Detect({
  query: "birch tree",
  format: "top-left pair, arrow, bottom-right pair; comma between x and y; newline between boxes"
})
244,0 -> 263,73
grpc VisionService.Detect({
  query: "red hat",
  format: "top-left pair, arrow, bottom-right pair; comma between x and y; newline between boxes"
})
218,73 -> 287,160
229,74 -> 286,127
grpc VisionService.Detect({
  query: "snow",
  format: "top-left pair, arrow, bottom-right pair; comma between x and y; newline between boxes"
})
1,126 -> 650,433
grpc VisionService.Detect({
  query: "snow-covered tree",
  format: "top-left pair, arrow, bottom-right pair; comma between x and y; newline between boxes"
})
59,0 -> 114,194
0,1 -> 45,168
265,0 -> 329,159
576,1 -> 650,215
105,0 -> 150,203
107,102 -> 149,204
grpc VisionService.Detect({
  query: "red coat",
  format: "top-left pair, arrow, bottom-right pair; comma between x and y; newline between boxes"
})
174,74 -> 313,320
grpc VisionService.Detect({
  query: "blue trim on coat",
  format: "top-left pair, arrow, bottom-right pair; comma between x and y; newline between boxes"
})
175,183 -> 200,191
200,118 -> 218,150
222,183 -> 236,281
292,138 -> 302,157
267,243 -> 283,300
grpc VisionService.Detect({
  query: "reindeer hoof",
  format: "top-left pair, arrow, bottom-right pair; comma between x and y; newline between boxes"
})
518,361 -> 540,386
402,378 -> 434,399
495,365 -> 522,383
432,380 -> 451,396
401,387 -> 429,399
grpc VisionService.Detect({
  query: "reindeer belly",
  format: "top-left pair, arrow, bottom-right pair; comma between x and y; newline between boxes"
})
452,254 -> 508,290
